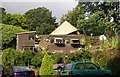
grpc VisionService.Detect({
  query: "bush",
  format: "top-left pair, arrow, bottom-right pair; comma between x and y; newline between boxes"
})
51,52 -> 64,64
92,49 -> 115,70
2,48 -> 21,70
31,54 -> 42,68
40,53 -> 54,77
107,51 -> 120,77
2,48 -> 40,70
65,50 -> 92,63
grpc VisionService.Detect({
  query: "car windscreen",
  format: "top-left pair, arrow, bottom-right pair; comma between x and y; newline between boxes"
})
13,66 -> 31,71
64,64 -> 72,70
0,65 -> 3,70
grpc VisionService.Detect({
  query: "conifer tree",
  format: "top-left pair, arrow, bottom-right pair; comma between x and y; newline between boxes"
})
40,53 -> 54,77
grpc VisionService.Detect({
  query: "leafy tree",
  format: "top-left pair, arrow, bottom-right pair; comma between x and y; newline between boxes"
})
2,48 -> 43,70
22,49 -> 34,66
60,2 -> 119,36
2,48 -> 19,69
40,53 -> 54,77
14,51 -> 26,66
36,23 -> 56,34
31,54 -> 42,68
77,11 -> 107,35
1,24 -> 25,50
25,7 -> 57,34
60,8 -> 78,27
80,2 -> 119,35
2,14 -> 28,29
0,7 -> 6,14
0,7 -> 6,23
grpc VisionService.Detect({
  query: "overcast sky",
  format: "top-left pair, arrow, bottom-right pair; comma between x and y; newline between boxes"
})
2,0 -> 78,23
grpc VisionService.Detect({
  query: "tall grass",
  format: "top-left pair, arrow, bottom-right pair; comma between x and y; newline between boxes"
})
111,35 -> 119,49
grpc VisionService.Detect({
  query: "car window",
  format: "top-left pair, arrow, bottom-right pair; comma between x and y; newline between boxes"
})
85,64 -> 97,70
64,64 -> 72,70
13,66 -> 31,71
75,63 -> 84,70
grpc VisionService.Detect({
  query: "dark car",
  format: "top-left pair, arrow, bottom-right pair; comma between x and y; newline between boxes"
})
0,65 -> 6,77
9,66 -> 35,77
60,62 -> 112,77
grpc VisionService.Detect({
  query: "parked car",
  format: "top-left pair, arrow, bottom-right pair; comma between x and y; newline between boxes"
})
60,62 -> 112,77
8,66 -> 35,77
53,64 -> 64,70
53,64 -> 65,76
0,64 -> 6,77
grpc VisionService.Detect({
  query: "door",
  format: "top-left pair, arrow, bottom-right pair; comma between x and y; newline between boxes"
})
85,63 -> 103,77
73,63 -> 86,76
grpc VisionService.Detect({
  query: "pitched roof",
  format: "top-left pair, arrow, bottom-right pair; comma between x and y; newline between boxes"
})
16,31 -> 36,35
50,21 -> 78,35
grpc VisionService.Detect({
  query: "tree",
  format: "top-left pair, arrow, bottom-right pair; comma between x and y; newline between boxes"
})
2,48 -> 20,69
36,23 -> 56,34
77,11 -> 108,35
1,24 -> 25,50
31,54 -> 42,68
0,7 -> 6,23
60,2 -> 86,27
40,53 -> 54,77
22,49 -> 34,66
0,7 -> 6,14
60,2 -> 119,36
25,7 -> 57,34
14,51 -> 26,66
2,14 -> 28,29
60,8 -> 78,27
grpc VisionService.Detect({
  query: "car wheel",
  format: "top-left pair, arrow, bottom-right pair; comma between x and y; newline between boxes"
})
75,74 -> 82,77
104,74 -> 112,77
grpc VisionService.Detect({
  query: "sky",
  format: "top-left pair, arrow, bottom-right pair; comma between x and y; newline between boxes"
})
2,0 -> 78,23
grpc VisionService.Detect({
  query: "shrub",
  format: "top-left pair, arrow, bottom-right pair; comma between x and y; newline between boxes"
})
107,51 -> 120,77
65,50 -> 92,63
51,52 -> 64,64
31,54 -> 42,68
40,53 -> 54,77
2,48 -> 21,70
22,49 -> 34,66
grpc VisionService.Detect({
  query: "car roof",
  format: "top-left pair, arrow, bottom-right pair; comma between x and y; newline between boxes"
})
67,62 -> 93,65
13,66 -> 29,68
13,66 -> 28,67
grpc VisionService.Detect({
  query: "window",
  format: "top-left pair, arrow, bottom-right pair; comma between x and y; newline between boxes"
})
71,39 -> 79,42
23,47 -> 33,51
70,39 -> 80,44
85,63 -> 97,70
13,66 -> 31,71
54,38 -> 64,44
64,64 -> 73,70
65,40 -> 70,44
29,34 -> 34,40
75,63 -> 84,70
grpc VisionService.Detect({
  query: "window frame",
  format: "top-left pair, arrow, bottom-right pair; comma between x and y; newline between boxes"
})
75,63 -> 85,70
85,63 -> 98,70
